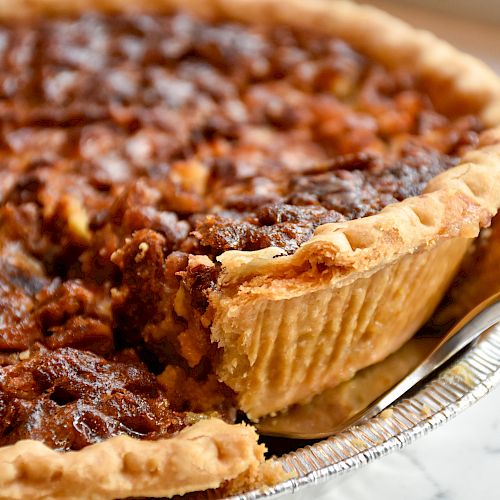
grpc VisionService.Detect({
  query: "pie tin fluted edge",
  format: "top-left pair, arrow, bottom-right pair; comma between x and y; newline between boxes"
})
231,324 -> 500,500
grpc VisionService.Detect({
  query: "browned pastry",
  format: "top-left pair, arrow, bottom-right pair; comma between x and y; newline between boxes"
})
0,0 -> 499,498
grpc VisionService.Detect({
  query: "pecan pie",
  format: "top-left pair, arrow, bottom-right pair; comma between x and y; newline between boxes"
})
0,0 -> 500,498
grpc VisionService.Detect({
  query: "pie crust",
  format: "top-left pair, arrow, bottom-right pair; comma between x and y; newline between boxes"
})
0,0 -> 500,498
213,133 -> 500,417
0,419 -> 268,499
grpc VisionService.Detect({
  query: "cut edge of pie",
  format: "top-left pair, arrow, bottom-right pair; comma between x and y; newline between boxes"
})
0,0 -> 499,498
197,0 -> 500,417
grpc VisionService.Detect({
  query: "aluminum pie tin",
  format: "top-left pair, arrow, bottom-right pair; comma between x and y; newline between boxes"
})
232,323 -> 500,499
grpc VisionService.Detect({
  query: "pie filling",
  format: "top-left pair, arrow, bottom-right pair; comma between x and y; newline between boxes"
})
0,12 -> 482,450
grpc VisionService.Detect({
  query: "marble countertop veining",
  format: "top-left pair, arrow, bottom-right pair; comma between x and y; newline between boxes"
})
285,2 -> 500,500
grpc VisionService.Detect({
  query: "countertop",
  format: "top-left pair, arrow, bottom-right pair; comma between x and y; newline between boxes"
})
294,386 -> 500,500
288,2 -> 500,500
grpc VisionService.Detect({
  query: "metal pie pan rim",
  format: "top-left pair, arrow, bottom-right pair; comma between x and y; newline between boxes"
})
230,324 -> 500,500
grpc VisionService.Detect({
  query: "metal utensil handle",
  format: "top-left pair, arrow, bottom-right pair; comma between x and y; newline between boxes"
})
352,291 -> 500,425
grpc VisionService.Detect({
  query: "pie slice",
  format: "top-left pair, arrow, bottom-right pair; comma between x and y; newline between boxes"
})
0,0 -> 499,498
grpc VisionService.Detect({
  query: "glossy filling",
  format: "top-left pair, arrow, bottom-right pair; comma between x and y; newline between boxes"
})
0,12 -> 482,450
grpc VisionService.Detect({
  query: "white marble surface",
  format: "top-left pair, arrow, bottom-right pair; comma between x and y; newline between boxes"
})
293,385 -> 500,500
286,3 -> 500,500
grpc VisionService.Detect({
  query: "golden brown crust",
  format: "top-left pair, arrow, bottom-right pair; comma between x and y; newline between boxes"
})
212,237 -> 471,418
257,337 -> 435,437
0,419 -> 267,500
210,128 -> 500,418
217,129 -> 500,286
